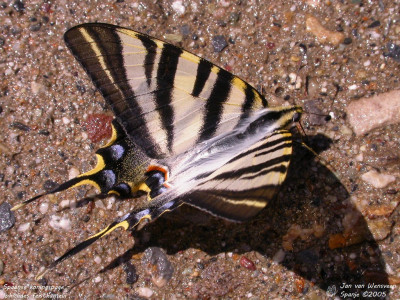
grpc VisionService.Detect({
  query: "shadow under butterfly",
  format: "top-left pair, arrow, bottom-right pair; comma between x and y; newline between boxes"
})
99,135 -> 390,298
4,23 -> 390,297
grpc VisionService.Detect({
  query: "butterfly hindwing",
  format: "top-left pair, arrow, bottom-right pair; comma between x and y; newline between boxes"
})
64,23 -> 268,159
182,130 -> 293,221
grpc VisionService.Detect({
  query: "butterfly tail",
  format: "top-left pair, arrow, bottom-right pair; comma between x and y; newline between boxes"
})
35,195 -> 182,280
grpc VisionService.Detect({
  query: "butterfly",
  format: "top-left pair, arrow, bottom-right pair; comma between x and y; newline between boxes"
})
10,23 -> 303,279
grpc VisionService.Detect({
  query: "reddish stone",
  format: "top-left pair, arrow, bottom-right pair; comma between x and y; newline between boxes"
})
84,114 -> 113,143
239,256 -> 256,271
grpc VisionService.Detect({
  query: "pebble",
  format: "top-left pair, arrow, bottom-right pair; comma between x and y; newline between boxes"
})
48,215 -> 71,230
386,43 -> 400,62
68,167 -> 80,180
239,256 -> 256,271
364,204 -> 397,219
17,222 -> 30,232
306,16 -> 345,45
10,121 -> 30,132
43,179 -> 58,191
142,247 -> 174,287
272,249 -> 286,263
123,261 -> 138,284
171,0 -> 185,15
39,202 -> 49,215
0,202 -> 15,232
368,219 -> 392,241
84,114 -> 113,143
137,287 -> 154,298
94,256 -> 101,264
31,81 -> 44,94
13,0 -> 25,12
347,89 -> 400,135
164,34 -> 183,43
59,200 -> 70,209
361,170 -> 396,188
212,35 -> 228,52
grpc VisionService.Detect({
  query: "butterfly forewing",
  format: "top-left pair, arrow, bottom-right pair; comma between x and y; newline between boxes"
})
64,23 -> 267,159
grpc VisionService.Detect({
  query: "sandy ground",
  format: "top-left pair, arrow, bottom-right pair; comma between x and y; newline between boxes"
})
0,0 -> 399,299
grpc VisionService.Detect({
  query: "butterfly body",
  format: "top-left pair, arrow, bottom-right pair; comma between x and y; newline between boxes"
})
9,23 -> 303,280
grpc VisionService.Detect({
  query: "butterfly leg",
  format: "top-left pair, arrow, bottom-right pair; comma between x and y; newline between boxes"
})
35,195 -> 182,280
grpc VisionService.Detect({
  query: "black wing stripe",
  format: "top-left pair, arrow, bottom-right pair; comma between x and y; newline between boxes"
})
156,44 -> 183,152
136,34 -> 158,87
202,154 -> 292,181
198,68 -> 233,141
238,83 -> 256,122
240,164 -> 288,180
192,59 -> 213,97
226,135 -> 291,164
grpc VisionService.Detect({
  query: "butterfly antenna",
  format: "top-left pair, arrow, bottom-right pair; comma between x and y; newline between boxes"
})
10,176 -> 89,212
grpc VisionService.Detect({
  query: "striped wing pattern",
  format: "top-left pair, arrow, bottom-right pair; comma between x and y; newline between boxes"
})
184,130 -> 293,221
64,23 -> 267,159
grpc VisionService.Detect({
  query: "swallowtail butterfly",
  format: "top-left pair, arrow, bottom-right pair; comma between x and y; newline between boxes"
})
11,23 -> 303,279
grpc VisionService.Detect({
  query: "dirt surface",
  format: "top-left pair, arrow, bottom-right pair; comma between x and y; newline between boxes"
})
1,0 -> 399,299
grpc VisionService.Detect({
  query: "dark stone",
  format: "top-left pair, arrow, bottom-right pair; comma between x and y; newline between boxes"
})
13,0 -> 24,12
368,20 -> 381,28
212,35 -> 228,52
0,202 -> 15,232
123,261 -> 138,284
10,122 -> 30,132
385,43 -> 400,62
343,37 -> 352,45
38,129 -> 50,136
30,23 -> 42,32
180,24 -> 190,36
43,180 -> 58,191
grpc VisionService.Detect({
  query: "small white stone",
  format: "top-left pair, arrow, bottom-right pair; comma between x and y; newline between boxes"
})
94,256 -> 101,264
171,1 -> 185,15
18,222 -> 30,232
107,197 -> 115,209
348,84 -> 358,90
31,81 -> 44,94
49,215 -> 71,231
137,287 -> 154,298
355,153 -> 363,161
59,200 -> 70,209
39,202 -> 49,214
94,276 -> 101,283
62,117 -> 70,125
361,170 -> 396,188
68,167 -> 80,180
363,60 -> 371,67
95,199 -> 105,209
